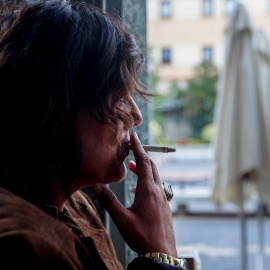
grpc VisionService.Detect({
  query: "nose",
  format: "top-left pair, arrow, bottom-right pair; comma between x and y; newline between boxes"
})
130,98 -> 143,127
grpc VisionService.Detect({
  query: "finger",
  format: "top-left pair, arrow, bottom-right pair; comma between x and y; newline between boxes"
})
130,132 -> 154,189
128,160 -> 137,175
130,132 -> 161,186
133,186 -> 137,193
92,184 -> 126,224
150,159 -> 162,186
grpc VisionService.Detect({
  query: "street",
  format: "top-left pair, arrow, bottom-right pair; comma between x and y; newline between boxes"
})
173,215 -> 270,270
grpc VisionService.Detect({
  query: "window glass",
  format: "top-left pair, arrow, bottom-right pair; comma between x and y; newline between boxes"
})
225,0 -> 236,14
202,0 -> 213,16
162,48 -> 171,64
203,47 -> 213,63
161,1 -> 171,18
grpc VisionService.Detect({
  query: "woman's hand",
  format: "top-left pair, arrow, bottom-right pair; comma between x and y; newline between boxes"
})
92,132 -> 177,257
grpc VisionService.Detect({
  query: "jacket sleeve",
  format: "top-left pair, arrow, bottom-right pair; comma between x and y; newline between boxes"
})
128,257 -> 187,270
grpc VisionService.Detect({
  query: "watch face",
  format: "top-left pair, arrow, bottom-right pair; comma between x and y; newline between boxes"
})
179,258 -> 189,270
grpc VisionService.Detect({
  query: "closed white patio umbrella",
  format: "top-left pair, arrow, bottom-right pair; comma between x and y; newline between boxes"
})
252,28 -> 270,269
252,29 -> 270,204
212,3 -> 261,207
211,3 -> 270,270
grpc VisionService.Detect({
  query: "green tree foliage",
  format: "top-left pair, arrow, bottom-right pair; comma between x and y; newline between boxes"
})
172,62 -> 218,138
148,67 -> 166,136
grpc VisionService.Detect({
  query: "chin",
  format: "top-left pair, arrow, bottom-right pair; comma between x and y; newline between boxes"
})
109,163 -> 127,184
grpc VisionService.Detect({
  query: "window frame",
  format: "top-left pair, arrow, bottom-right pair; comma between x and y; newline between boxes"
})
161,1 -> 172,19
202,0 -> 213,16
162,48 -> 171,64
225,0 -> 236,14
203,46 -> 213,63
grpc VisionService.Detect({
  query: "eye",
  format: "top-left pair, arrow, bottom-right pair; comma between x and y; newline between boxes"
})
119,98 -> 126,104
118,95 -> 131,108
118,97 -> 129,108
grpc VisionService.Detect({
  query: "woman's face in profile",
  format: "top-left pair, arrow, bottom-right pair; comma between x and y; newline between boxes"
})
72,95 -> 143,191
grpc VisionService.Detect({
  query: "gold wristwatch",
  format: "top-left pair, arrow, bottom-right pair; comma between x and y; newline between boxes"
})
138,252 -> 189,269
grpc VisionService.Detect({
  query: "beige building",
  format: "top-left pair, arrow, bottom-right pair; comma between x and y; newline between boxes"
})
147,0 -> 270,94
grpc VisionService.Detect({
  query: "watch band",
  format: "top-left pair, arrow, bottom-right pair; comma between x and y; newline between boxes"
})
138,252 -> 189,269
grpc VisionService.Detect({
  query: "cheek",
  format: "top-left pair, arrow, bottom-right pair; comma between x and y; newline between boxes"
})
74,110 -> 128,188
75,137 -> 126,187
75,149 -> 127,187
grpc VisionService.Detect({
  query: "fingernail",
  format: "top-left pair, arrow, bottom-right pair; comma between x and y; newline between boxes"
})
92,184 -> 103,196
133,132 -> 138,139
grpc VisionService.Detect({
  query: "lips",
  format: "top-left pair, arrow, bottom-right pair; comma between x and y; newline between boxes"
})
120,146 -> 129,155
120,135 -> 131,155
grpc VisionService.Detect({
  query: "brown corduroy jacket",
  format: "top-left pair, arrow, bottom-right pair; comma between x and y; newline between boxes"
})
0,187 -> 123,270
0,187 -> 185,270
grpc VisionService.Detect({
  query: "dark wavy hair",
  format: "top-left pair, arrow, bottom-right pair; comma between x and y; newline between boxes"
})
0,0 -> 150,206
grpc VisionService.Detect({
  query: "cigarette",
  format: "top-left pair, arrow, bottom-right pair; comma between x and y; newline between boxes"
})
125,144 -> 176,153
142,145 -> 176,153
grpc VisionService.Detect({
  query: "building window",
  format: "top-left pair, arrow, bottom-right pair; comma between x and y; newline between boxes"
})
161,1 -> 171,18
225,0 -> 236,14
202,0 -> 213,16
203,47 -> 213,63
162,48 -> 171,64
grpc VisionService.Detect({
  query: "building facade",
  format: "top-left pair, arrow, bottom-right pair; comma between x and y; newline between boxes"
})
147,0 -> 270,94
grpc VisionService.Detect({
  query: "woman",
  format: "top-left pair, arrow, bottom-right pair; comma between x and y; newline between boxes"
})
0,0 -> 187,269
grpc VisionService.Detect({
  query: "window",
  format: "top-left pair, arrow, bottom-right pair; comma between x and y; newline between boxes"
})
203,47 -> 213,63
225,0 -> 236,14
202,0 -> 213,16
161,1 -> 171,18
162,48 -> 171,64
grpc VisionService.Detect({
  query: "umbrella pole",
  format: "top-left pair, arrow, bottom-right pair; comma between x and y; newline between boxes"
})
240,175 -> 247,270
256,200 -> 264,269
